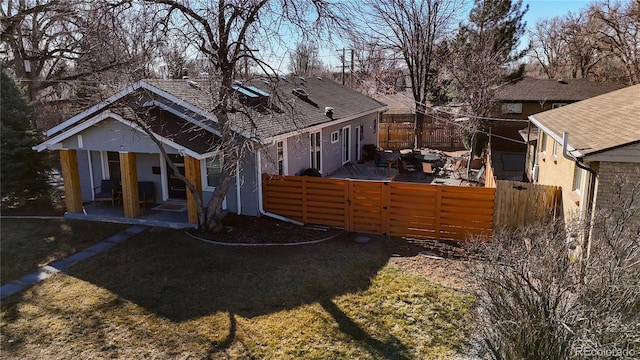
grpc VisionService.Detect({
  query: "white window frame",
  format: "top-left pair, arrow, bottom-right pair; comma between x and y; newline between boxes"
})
501,103 -> 523,114
552,140 -> 559,158
310,131 -> 322,172
330,131 -> 339,144
276,140 -> 287,175
572,166 -> 583,192
342,125 -> 351,164
201,152 -> 223,191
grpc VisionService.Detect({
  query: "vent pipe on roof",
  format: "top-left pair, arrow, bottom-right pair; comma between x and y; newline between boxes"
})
325,107 -> 334,118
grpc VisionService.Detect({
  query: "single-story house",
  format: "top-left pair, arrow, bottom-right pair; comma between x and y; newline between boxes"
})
529,84 -> 640,232
34,76 -> 387,224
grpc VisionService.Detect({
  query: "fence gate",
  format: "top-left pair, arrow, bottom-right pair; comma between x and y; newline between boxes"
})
493,180 -> 561,229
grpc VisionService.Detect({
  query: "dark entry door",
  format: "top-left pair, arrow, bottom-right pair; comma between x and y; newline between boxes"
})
167,154 -> 187,199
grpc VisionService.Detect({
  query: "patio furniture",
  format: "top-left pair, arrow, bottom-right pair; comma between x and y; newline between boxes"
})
422,163 -> 435,179
93,179 -> 120,206
138,181 -> 155,210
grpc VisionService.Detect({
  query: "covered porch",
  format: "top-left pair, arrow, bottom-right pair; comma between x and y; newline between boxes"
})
65,201 -> 195,229
57,149 -> 203,226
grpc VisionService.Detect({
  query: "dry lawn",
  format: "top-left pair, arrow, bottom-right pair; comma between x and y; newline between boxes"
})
1,226 -> 475,359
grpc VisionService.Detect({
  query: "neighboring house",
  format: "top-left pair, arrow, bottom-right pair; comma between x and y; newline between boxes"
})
491,76 -> 626,180
34,77 -> 387,223
529,84 -> 640,233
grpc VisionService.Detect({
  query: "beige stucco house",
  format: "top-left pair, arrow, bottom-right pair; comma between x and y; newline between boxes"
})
529,84 -> 640,232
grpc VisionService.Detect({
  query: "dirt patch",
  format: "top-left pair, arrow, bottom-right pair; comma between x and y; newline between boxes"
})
191,214 -> 347,244
198,214 -> 475,291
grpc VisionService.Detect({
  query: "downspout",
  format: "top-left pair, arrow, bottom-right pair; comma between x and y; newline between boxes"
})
256,149 -> 304,225
562,132 -> 596,260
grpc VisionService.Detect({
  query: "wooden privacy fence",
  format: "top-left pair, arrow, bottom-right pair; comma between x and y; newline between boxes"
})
262,174 -> 495,242
378,121 -> 465,150
492,180 -> 561,229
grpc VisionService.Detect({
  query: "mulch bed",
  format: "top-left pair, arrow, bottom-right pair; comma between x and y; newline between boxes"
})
191,213 -> 347,244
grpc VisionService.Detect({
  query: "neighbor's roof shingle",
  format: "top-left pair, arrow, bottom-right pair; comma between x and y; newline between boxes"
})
530,84 -> 640,156
495,76 -> 626,102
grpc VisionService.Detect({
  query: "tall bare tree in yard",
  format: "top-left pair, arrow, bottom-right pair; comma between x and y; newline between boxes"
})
449,0 -> 528,156
113,0 -> 345,233
1,0 -> 163,123
589,0 -> 640,84
529,0 -> 640,84
288,42 -> 324,76
357,0 -> 463,149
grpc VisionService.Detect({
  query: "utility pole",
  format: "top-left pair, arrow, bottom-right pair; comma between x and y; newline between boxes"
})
341,48 -> 346,86
350,49 -> 354,89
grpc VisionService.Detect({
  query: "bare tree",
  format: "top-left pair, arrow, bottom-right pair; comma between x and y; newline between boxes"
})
356,0 -> 464,148
528,0 -> 640,84
529,17 -> 569,79
589,0 -> 640,84
288,42 -> 324,76
448,0 -> 528,161
113,0 -> 346,233
1,0 -> 164,124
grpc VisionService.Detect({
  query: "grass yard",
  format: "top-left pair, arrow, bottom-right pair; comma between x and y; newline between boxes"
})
0,219 -> 128,282
1,227 -> 475,359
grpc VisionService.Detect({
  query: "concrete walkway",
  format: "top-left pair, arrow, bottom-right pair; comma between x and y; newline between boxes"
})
0,225 -> 148,299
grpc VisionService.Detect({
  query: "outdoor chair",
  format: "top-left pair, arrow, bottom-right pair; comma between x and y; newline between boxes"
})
93,179 -> 120,206
422,163 -> 435,179
138,181 -> 155,210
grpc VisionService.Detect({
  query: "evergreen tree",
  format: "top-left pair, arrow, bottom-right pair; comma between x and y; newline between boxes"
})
1,68 -> 50,204
449,0 -> 528,156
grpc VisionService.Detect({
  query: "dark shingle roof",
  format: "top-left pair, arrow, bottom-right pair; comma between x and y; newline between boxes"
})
144,77 -> 386,140
495,76 -> 626,102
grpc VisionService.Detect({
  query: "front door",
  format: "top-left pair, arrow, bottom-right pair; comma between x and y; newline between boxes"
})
167,154 -> 187,199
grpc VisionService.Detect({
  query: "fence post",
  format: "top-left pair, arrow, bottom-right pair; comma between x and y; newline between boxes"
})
302,177 -> 308,223
344,179 -> 350,231
382,181 -> 390,236
435,186 -> 442,240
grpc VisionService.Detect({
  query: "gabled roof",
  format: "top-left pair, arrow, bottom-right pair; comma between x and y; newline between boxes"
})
495,76 -> 626,102
529,84 -> 640,157
41,77 -> 387,149
144,77 -> 387,141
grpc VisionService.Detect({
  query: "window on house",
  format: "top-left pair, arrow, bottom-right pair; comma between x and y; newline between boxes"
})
331,131 -> 339,144
501,103 -> 523,114
204,153 -> 223,188
276,140 -> 284,175
107,151 -> 121,180
540,133 -> 547,153
552,140 -> 559,158
573,167 -> 583,192
552,103 -> 568,109
310,131 -> 321,171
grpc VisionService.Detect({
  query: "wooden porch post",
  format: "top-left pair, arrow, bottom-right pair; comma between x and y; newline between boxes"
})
119,152 -> 140,218
59,149 -> 83,213
184,155 -> 202,225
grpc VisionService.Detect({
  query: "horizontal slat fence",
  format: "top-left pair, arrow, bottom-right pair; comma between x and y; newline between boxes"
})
378,122 -> 465,150
262,174 -> 495,242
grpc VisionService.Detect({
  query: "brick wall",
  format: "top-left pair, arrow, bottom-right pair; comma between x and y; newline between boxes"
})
593,162 -> 640,227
